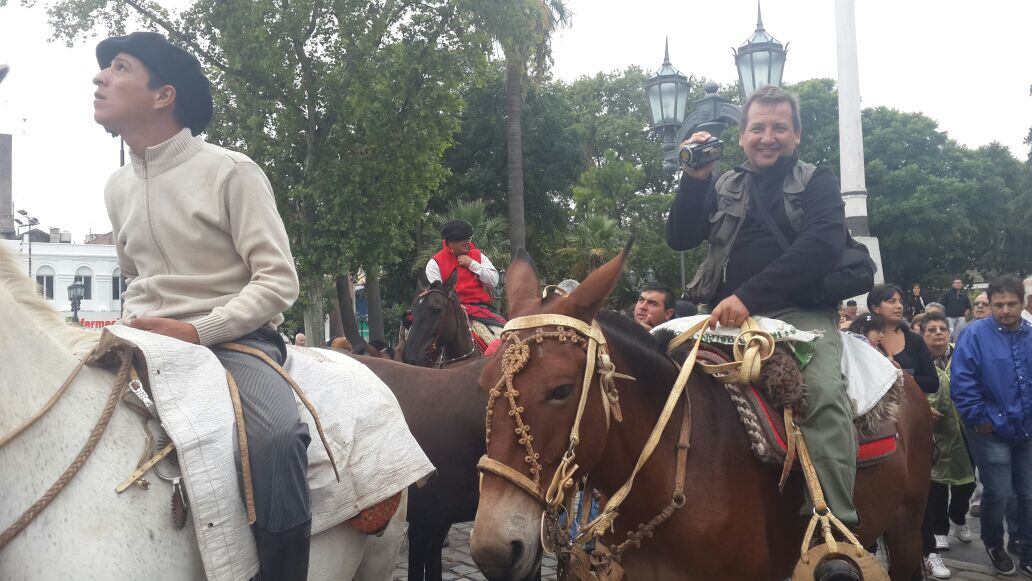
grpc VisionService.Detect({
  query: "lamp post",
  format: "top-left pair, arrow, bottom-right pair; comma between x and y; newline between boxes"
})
733,4 -> 788,100
13,209 -> 39,277
644,39 -> 693,174
68,278 -> 85,323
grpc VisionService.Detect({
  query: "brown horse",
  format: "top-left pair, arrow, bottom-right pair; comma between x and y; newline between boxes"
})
355,354 -> 487,581
469,249 -> 932,580
402,270 -> 484,367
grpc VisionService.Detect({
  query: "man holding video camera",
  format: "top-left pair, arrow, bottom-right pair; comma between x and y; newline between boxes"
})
667,86 -> 858,529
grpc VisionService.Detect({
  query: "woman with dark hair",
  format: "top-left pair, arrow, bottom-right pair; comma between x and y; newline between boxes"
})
867,284 -> 938,393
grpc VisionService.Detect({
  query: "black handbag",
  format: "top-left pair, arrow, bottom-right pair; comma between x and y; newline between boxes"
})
747,176 -> 876,304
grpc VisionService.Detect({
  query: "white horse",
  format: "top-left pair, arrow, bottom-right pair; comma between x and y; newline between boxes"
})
0,243 -> 405,580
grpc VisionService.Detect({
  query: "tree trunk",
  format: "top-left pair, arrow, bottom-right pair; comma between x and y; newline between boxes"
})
505,57 -> 526,254
365,265 -> 386,342
335,274 -> 363,344
328,297 -> 345,340
302,274 -> 326,347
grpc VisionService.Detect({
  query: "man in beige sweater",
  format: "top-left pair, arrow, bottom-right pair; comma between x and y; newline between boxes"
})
93,32 -> 310,579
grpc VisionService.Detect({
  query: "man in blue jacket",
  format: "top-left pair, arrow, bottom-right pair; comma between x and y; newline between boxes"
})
951,275 -> 1032,576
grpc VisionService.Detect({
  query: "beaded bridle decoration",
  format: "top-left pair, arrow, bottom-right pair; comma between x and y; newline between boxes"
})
476,315 -> 722,576
477,315 -> 624,504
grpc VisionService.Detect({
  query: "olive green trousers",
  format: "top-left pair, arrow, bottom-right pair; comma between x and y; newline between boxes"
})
761,305 -> 859,528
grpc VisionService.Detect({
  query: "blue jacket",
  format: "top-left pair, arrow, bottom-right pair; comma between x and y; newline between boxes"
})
950,317 -> 1032,442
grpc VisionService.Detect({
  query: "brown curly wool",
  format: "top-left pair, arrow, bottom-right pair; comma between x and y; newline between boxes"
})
757,346 -> 807,416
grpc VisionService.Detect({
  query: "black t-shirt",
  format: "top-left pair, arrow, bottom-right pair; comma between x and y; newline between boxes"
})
887,323 -> 938,393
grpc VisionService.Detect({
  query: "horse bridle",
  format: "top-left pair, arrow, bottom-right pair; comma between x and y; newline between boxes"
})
476,314 -> 712,570
414,288 -> 478,367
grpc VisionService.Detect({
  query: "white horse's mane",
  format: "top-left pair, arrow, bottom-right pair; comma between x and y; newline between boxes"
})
0,244 -> 99,353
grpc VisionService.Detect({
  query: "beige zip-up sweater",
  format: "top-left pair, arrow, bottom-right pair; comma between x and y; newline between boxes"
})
105,128 -> 299,346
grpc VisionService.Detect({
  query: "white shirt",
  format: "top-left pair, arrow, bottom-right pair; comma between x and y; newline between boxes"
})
425,252 -> 499,289
1022,309 -> 1032,323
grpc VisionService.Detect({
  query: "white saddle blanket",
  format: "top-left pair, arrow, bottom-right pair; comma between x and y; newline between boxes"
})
652,315 -> 900,417
90,325 -> 434,581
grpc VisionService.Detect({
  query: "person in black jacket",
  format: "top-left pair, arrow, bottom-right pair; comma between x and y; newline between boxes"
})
905,283 -> 928,320
939,278 -> 973,339
666,85 -> 859,530
867,284 -> 938,393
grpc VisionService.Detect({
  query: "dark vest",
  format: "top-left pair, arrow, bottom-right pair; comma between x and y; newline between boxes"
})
687,160 -> 817,304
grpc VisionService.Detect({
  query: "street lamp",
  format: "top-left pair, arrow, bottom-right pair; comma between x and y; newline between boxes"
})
13,209 -> 39,277
68,278 -> 85,323
644,38 -> 692,167
733,4 -> 788,100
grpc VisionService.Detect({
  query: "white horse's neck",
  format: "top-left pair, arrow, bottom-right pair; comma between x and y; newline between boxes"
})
0,283 -> 86,433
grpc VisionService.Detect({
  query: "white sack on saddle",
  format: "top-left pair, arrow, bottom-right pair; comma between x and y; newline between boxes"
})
90,325 -> 434,581
652,315 -> 900,417
283,345 -> 435,534
840,331 -> 902,417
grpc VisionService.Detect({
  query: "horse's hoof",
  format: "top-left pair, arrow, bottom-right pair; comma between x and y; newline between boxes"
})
814,558 -> 862,581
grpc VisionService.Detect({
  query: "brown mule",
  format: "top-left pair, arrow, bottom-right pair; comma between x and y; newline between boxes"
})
469,248 -> 932,581
356,354 -> 487,581
402,269 -> 485,368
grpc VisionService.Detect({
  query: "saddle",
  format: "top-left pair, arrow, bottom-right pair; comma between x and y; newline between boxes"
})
695,344 -> 900,469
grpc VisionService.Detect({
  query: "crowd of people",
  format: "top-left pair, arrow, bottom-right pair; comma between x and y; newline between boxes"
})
832,276 -> 1032,578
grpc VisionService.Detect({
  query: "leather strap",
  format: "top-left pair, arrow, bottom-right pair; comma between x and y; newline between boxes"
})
477,455 -> 542,502
225,370 -> 257,525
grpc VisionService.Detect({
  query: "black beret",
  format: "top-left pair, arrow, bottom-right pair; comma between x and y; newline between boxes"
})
96,32 -> 213,136
440,220 -> 474,242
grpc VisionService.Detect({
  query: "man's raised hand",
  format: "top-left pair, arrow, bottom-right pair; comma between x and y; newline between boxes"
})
681,131 -> 719,180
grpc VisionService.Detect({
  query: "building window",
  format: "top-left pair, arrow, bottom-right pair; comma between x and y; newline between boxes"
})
111,268 -> 127,301
35,266 -> 55,299
75,267 -> 94,301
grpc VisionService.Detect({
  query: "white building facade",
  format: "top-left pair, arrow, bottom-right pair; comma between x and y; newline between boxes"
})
2,238 -> 123,329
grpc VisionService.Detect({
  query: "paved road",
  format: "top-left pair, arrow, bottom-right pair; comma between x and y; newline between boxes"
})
392,516 -> 1020,581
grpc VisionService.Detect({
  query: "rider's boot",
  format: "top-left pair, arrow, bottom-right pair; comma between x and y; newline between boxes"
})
254,519 -> 311,581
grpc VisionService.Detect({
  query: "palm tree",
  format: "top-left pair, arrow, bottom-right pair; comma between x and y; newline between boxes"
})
474,0 -> 570,254
560,214 -> 626,279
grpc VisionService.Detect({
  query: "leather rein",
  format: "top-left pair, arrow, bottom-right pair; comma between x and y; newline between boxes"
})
414,288 -> 479,368
476,314 -> 711,571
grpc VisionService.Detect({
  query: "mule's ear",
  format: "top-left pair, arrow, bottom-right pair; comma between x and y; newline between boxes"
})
444,268 -> 459,292
417,271 -> 430,291
506,248 -> 542,318
562,238 -> 634,323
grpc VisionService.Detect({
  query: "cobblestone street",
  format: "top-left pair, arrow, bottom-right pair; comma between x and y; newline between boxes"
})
391,519 -> 1019,580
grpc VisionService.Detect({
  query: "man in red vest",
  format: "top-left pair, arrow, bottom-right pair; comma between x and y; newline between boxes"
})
425,220 -> 504,341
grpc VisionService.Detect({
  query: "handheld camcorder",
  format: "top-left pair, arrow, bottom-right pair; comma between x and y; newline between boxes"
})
679,137 -> 724,171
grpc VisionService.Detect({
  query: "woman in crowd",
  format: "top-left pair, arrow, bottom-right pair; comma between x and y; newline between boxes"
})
919,312 -> 976,578
867,284 -> 939,393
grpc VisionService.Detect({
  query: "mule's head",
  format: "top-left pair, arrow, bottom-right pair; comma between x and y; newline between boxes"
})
403,269 -> 460,366
470,245 -> 629,580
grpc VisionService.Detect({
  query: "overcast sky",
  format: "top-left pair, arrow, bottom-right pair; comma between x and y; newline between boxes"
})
1,0 -> 1029,240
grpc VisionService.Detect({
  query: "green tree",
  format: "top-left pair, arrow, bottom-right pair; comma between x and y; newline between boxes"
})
41,0 -> 484,345
433,65 -> 583,284
558,213 -> 625,279
472,0 -> 569,254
